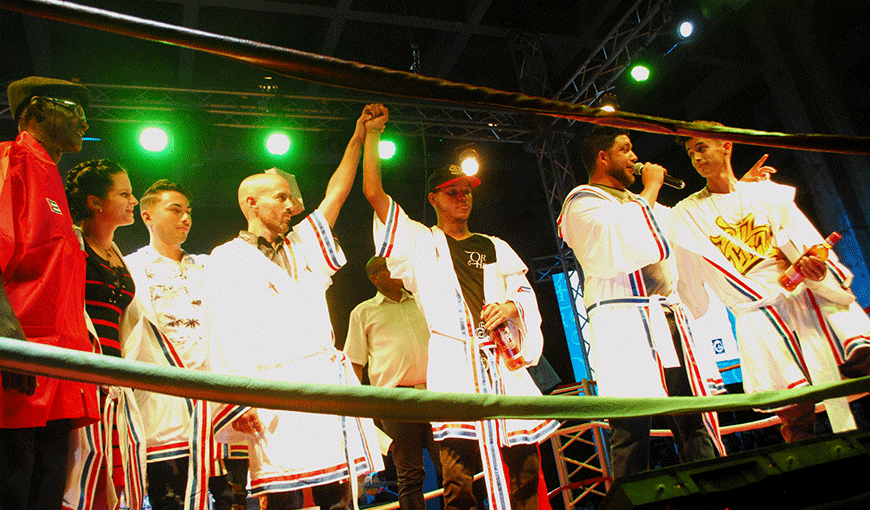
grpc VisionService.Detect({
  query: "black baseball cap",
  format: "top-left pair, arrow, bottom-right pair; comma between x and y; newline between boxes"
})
427,164 -> 481,193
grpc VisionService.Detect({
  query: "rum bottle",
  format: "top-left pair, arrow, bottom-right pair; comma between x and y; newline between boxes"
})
778,232 -> 841,291
491,319 -> 526,371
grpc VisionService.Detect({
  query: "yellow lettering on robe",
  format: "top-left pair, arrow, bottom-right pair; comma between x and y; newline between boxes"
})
709,213 -> 779,275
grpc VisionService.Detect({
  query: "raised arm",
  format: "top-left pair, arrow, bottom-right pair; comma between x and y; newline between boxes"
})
362,104 -> 391,224
319,106 -> 370,228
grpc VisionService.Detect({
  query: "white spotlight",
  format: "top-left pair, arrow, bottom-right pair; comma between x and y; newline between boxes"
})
679,21 -> 694,38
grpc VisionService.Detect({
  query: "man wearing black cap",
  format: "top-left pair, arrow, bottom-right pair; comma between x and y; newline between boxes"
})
362,104 -> 558,510
0,76 -> 99,510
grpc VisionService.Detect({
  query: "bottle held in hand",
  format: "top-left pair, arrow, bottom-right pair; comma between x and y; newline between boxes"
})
491,319 -> 525,371
778,232 -> 842,291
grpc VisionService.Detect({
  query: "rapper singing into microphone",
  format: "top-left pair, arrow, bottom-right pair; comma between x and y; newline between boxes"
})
667,122 -> 870,444
557,126 -> 725,483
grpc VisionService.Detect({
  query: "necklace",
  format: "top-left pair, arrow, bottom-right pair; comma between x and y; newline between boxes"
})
705,184 -> 746,226
86,237 -> 114,261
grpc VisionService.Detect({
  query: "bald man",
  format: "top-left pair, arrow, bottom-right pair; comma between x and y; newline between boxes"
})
202,106 -> 383,510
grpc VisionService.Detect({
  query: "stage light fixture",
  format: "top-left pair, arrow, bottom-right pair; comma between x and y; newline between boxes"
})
259,76 -> 278,92
140,127 -> 168,152
679,21 -> 694,38
630,65 -> 651,82
597,93 -> 620,112
459,148 -> 480,176
379,140 -> 396,160
266,132 -> 291,156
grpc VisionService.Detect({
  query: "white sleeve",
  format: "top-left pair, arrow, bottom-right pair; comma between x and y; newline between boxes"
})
372,196 -> 430,295
506,272 -> 543,365
293,208 -> 347,285
343,303 -> 370,366
559,189 -> 671,279
674,244 -> 713,318
776,194 -> 855,303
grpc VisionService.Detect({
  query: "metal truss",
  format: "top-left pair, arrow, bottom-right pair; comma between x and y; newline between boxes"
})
513,34 -> 604,509
511,32 -> 591,379
0,83 -> 540,144
553,0 -> 672,107
530,130 -> 590,369
547,382 -> 612,510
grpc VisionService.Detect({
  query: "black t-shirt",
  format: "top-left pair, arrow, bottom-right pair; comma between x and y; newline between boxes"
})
445,234 -> 497,332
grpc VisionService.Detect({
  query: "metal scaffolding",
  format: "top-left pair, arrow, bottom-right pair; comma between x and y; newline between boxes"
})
0,83 -> 539,144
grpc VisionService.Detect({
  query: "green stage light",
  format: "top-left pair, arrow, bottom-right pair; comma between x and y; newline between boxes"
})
630,65 -> 650,82
379,140 -> 396,160
140,127 -> 168,152
266,133 -> 291,156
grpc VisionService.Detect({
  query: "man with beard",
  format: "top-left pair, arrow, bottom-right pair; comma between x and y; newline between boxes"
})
557,126 -> 724,483
202,106 -> 383,510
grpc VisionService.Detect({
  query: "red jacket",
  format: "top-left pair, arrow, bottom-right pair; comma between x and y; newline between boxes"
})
0,131 -> 99,429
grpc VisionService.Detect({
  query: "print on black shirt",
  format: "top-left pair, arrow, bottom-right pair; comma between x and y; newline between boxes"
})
445,234 -> 497,339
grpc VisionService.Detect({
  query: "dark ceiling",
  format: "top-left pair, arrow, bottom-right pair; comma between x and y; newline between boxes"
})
1,0 -> 868,382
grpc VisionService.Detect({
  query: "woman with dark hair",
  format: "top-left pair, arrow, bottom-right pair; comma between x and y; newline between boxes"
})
64,159 -> 147,510
66,159 -> 138,357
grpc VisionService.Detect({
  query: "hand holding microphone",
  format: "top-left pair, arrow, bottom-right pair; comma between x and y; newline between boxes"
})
633,162 -> 685,189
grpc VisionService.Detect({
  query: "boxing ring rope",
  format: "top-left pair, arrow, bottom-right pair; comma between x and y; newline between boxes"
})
2,0 -> 869,155
2,337 -> 869,424
4,337 -> 869,507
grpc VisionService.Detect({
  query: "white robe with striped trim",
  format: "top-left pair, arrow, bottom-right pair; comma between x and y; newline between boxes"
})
669,180 -> 859,430
373,198 -> 559,443
203,209 -> 383,498
557,185 -> 726,454
373,197 -> 559,510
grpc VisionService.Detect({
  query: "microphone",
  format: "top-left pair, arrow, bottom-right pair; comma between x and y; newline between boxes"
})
633,162 -> 685,190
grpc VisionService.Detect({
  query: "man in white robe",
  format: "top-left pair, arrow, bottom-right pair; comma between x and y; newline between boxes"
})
669,123 -> 870,442
557,126 -> 724,482
362,104 -> 558,510
203,106 -> 383,510
125,179 -> 248,510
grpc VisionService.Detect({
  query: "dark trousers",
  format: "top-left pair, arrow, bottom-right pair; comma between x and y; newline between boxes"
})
608,312 -> 716,481
222,458 -> 250,509
439,438 -> 540,510
381,419 -> 443,510
265,481 -> 346,510
0,419 -> 71,510
147,457 -> 249,510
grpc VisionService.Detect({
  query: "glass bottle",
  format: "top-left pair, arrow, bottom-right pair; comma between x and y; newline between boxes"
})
778,232 -> 841,291
491,319 -> 525,371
